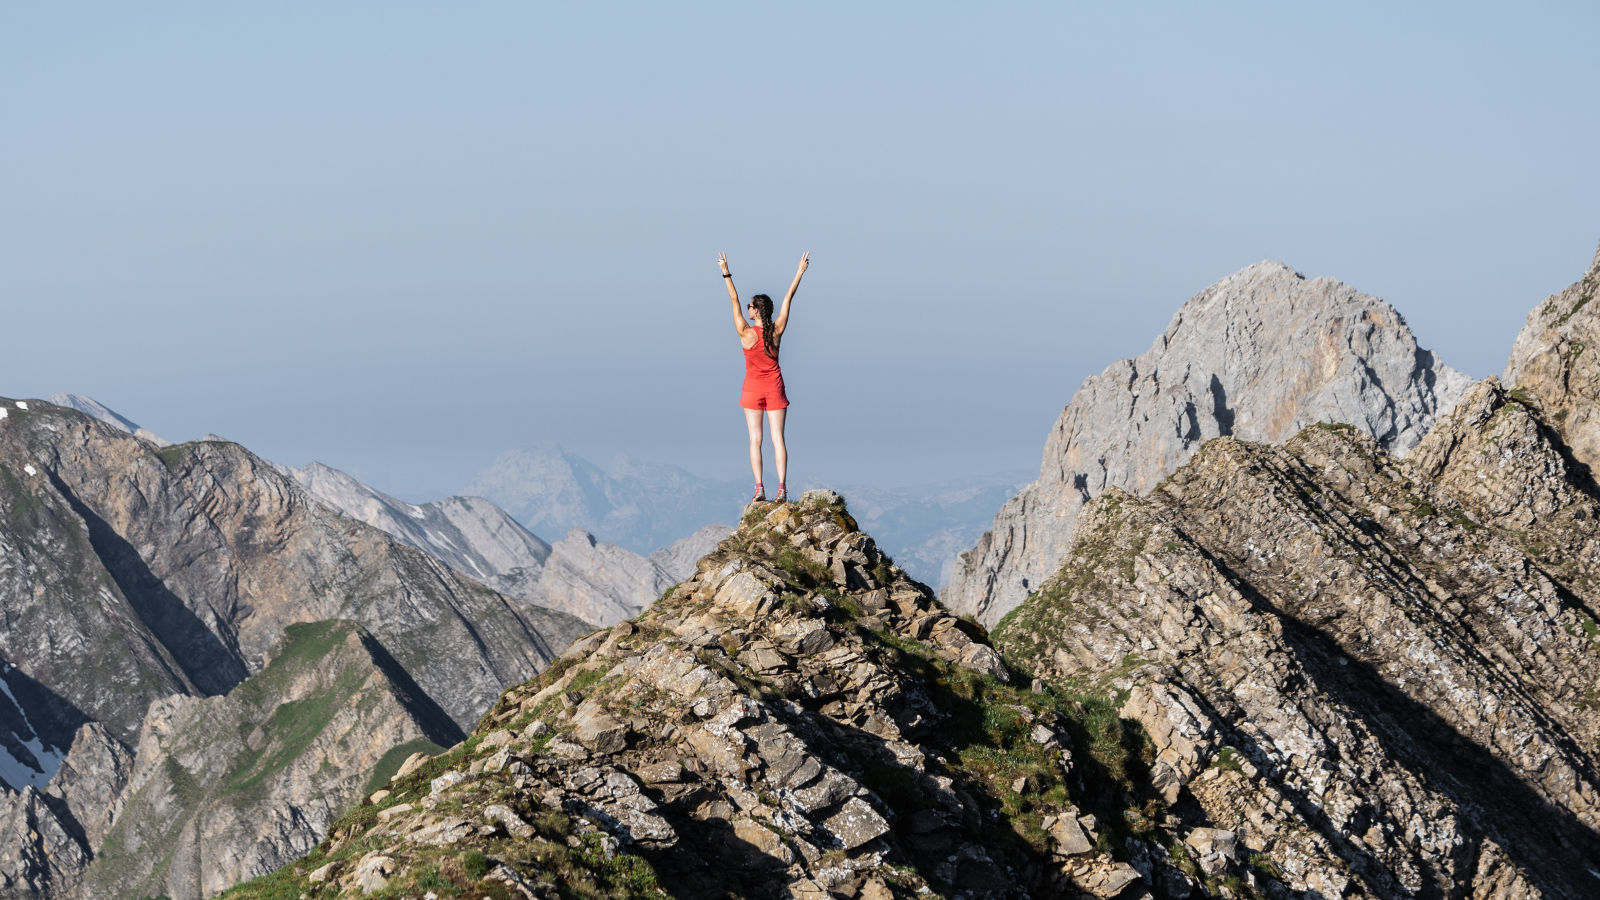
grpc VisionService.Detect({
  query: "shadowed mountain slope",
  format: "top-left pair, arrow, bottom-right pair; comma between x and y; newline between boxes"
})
0,397 -> 590,899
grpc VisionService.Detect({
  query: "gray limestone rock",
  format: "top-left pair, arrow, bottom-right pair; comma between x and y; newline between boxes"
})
0,784 -> 88,898
996,414 -> 1599,898
1503,237 -> 1600,470
43,723 -> 132,849
946,261 -> 1471,626
46,394 -> 171,447
286,459 -> 734,627
528,529 -> 676,627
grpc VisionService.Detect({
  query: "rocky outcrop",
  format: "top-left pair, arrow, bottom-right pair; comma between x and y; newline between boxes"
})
995,410 -> 1600,897
217,493 -> 1196,900
44,723 -> 133,850
1503,238 -> 1600,470
946,261 -> 1472,626
0,785 -> 87,898
83,620 -> 464,900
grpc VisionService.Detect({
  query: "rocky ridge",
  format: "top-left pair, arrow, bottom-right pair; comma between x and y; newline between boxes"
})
46,393 -> 172,447
281,460 -> 555,601
947,261 -> 1472,628
994,380 -> 1600,897
286,459 -> 730,628
83,620 -> 465,900
220,491 -> 1193,900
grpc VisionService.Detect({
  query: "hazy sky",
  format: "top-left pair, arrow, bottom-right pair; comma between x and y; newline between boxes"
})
3,3 -> 1597,497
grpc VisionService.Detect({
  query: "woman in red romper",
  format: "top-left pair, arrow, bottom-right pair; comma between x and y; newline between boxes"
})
718,251 -> 809,502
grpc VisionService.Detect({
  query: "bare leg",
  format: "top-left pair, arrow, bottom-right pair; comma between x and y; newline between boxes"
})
744,407 -> 766,489
768,408 -> 788,487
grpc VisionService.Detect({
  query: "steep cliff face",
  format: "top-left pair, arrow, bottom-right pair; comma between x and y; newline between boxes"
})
946,262 -> 1472,627
83,621 -> 463,900
1503,239 -> 1600,470
995,398 -> 1600,897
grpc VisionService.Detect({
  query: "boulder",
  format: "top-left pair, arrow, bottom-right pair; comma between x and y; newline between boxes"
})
822,797 -> 890,849
573,713 -> 628,754
731,819 -> 794,866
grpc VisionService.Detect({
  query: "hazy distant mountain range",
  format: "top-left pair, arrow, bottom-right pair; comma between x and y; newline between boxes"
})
464,442 -> 1030,587
463,443 -> 747,556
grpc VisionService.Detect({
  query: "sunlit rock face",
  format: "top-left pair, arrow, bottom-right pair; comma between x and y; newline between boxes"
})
946,261 -> 1471,627
1504,239 -> 1600,469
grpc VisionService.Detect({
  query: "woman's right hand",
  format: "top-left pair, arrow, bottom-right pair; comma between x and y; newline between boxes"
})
718,252 -> 731,275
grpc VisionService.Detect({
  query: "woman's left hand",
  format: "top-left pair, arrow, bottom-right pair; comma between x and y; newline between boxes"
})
796,251 -> 809,273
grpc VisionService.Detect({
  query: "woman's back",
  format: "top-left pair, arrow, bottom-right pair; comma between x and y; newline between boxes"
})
743,326 -> 782,383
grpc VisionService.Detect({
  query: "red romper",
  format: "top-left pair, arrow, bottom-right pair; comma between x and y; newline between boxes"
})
740,326 -> 789,411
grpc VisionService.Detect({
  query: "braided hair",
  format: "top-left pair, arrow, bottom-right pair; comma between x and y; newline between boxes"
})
750,294 -> 778,359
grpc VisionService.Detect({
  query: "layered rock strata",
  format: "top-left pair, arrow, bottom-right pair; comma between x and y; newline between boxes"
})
996,394 -> 1600,897
219,493 -> 1209,900
948,261 -> 1472,627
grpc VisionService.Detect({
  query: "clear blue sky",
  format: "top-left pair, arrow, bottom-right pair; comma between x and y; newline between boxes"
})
3,2 -> 1597,496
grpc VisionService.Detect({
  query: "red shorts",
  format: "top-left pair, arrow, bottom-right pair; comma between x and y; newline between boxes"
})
740,386 -> 789,411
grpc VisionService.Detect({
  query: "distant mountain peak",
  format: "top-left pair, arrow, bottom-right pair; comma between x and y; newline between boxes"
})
46,393 -> 171,446
946,259 -> 1472,627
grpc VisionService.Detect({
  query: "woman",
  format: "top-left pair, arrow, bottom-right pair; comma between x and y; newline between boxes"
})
719,251 -> 809,502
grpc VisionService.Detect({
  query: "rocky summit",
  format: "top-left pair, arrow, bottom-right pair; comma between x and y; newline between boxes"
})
946,261 -> 1472,628
219,491 -> 1174,900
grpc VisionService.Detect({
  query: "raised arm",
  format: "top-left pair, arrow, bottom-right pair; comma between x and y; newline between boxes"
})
773,252 -> 809,337
721,253 -> 751,338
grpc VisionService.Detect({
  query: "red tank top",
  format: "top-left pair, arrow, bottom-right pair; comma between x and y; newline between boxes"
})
742,327 -> 784,390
